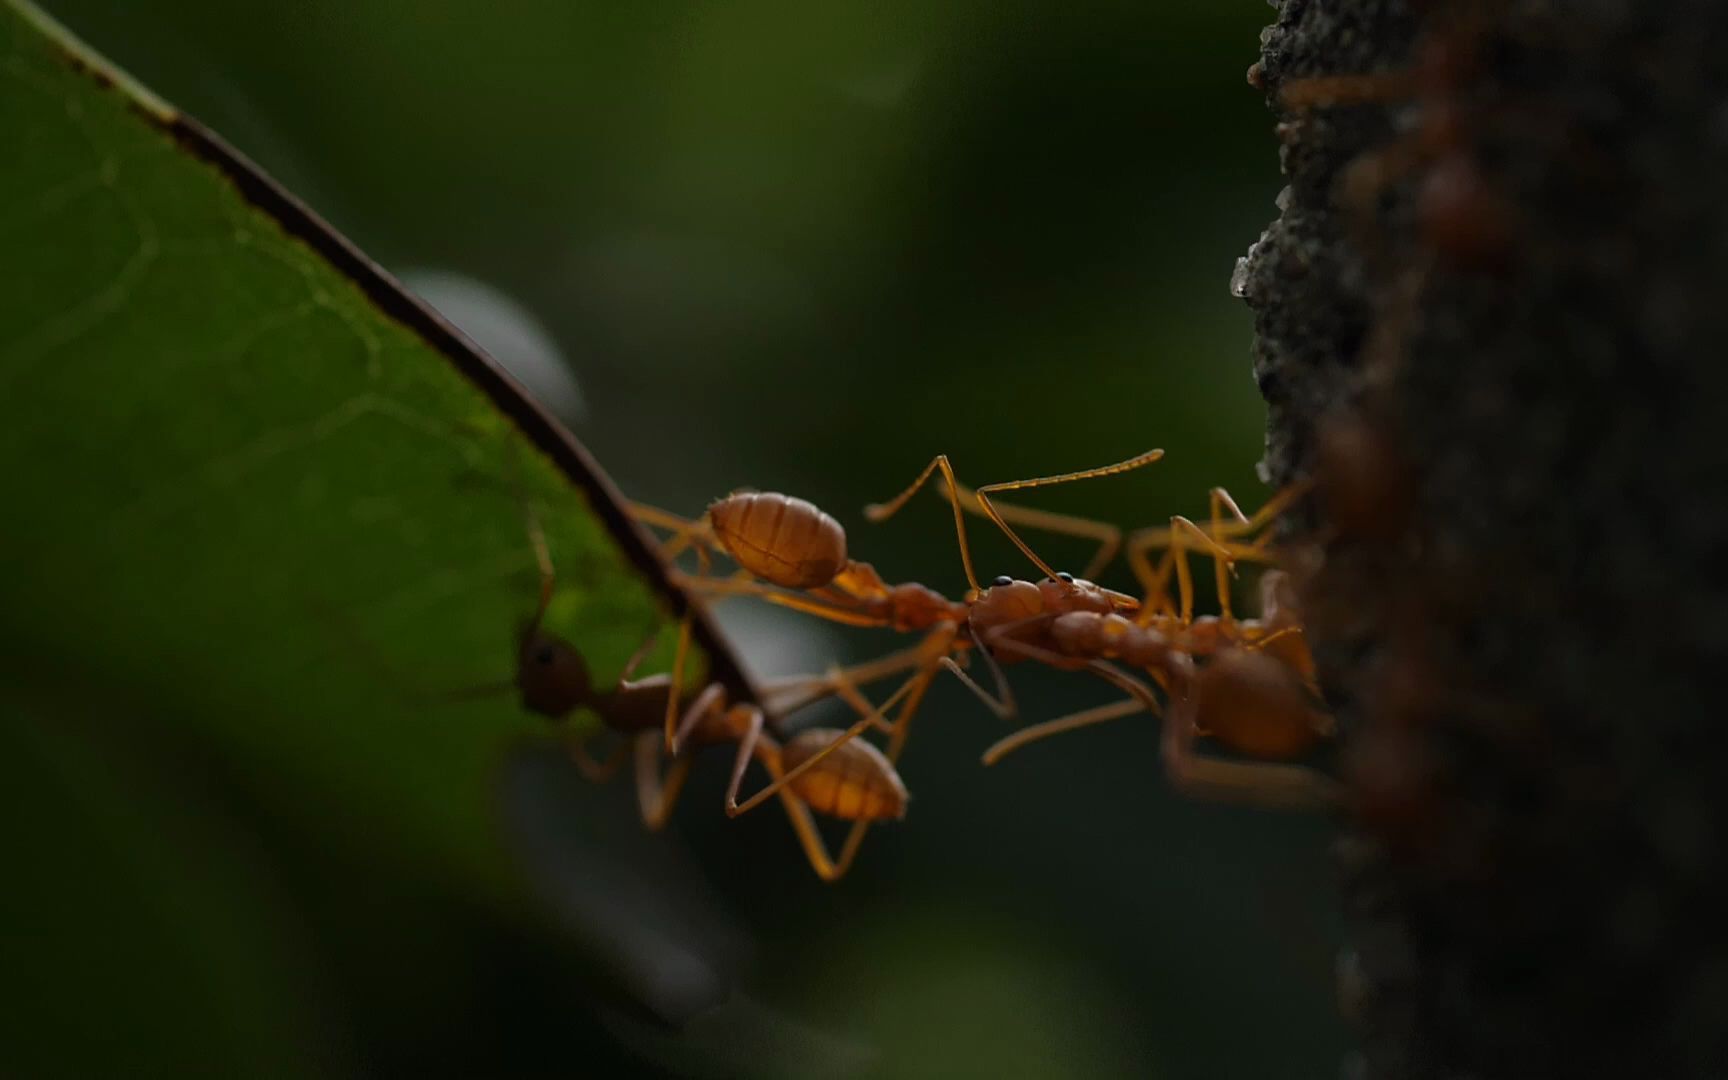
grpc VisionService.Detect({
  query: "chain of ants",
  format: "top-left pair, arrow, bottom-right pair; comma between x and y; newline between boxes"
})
503,449 -> 1339,883
502,2 -> 1516,883
603,451 -> 1342,881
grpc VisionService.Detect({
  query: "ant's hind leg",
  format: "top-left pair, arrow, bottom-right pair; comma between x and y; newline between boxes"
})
981,697 -> 1148,766
723,711 -> 864,883
663,614 -> 694,752
633,733 -> 696,830
669,680 -> 728,756
759,641 -> 932,716
673,572 -> 889,629
939,651 -> 1016,722
726,668 -> 905,818
777,786 -> 861,884
629,501 -> 713,565
779,646 -> 946,879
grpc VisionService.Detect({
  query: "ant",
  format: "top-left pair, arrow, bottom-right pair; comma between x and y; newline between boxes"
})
977,482 -> 1338,808
632,488 -> 975,756
659,450 -> 1339,812
682,450 -> 1163,700
506,498 -> 910,883
622,451 -> 1168,875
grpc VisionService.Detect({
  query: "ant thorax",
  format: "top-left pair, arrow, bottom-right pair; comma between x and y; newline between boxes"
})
971,573 -> 1136,631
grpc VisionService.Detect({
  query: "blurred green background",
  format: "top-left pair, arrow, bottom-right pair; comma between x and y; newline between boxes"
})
28,2 -> 1340,1076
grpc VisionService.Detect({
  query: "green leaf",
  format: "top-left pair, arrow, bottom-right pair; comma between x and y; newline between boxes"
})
0,0 -> 755,1067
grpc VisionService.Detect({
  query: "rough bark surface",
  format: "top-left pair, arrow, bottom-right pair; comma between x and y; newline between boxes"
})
1243,2 -> 1728,1077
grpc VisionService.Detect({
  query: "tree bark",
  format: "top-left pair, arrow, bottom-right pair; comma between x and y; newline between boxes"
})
1243,2 -> 1728,1077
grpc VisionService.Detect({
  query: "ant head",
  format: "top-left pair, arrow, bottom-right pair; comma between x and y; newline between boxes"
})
515,622 -> 593,720
972,575 -> 1045,626
1035,573 -> 1141,616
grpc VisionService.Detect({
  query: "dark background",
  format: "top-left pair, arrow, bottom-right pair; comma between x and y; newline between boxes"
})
38,2 -> 1343,1076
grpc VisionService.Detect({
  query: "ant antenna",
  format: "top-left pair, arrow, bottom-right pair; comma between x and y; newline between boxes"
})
973,449 -> 1165,582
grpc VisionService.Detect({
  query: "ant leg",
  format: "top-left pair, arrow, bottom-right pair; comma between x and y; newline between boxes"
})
820,645 -> 947,876
982,698 -> 1148,765
1191,483 -> 1313,567
1160,668 -> 1338,809
661,534 -> 729,753
672,573 -> 889,629
864,454 -> 982,594
1169,516 -> 1243,624
759,640 -> 932,716
629,501 -> 713,565
1127,490 -> 1286,620
1227,481 -> 1314,543
938,647 -> 1016,722
774,776 -> 860,884
721,705 -> 871,883
881,625 -> 962,761
942,477 -> 1124,582
1127,530 -> 1264,590
971,449 -> 1166,583
727,668 -> 913,818
722,704 -> 768,813
662,612 -> 696,752
1125,482 -> 1307,561
982,659 -> 1159,763
613,629 -> 664,687
669,680 -> 728,756
633,732 -> 696,830
568,733 -> 628,782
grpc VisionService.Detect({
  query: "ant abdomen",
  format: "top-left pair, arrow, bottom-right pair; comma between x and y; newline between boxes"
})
1193,649 -> 1326,759
781,729 -> 908,821
707,491 -> 848,589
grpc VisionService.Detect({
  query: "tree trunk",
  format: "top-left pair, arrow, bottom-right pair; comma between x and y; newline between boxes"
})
1243,2 -> 1728,1077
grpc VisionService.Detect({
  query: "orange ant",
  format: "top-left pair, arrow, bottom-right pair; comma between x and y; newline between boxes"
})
977,482 -> 1338,808
657,451 -> 1301,817
632,488 -> 976,757
504,499 -> 910,883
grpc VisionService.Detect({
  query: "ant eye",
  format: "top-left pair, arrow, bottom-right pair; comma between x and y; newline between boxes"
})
992,575 -> 1013,588
1057,571 -> 1075,583
535,645 -> 557,665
